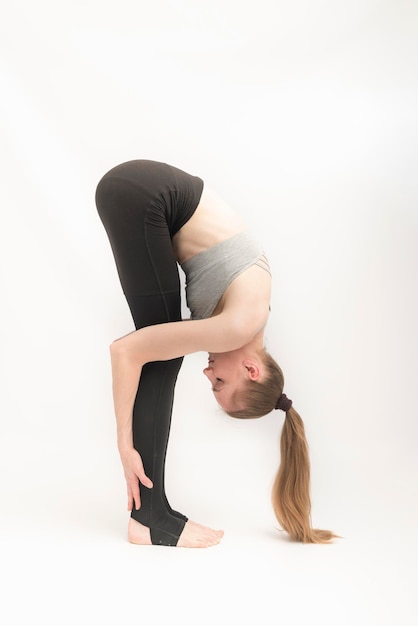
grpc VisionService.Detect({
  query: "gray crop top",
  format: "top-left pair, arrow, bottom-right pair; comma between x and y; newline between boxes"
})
181,230 -> 270,320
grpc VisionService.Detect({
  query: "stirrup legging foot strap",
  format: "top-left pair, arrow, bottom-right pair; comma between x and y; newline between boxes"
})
150,517 -> 187,546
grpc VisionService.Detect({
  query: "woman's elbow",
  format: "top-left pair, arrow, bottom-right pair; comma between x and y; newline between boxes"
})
109,338 -> 127,356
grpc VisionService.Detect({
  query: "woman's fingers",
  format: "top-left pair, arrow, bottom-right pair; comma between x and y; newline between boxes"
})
131,479 -> 141,511
134,455 -> 153,489
121,449 -> 153,511
127,489 -> 133,512
138,472 -> 153,489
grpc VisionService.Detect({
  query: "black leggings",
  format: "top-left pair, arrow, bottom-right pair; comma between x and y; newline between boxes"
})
95,160 -> 204,546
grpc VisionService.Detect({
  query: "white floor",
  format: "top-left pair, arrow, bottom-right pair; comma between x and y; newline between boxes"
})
1,446 -> 417,626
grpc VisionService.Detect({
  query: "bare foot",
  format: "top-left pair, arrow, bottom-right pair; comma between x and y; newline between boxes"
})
177,521 -> 224,548
128,518 -> 152,545
128,518 -> 224,548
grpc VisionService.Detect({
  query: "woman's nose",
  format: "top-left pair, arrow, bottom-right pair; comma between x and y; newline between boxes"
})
203,367 -> 212,379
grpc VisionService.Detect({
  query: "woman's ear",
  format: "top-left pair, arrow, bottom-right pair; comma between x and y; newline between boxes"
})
242,359 -> 261,381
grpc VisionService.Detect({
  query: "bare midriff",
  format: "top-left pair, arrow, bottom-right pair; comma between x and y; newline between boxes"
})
172,184 -> 248,265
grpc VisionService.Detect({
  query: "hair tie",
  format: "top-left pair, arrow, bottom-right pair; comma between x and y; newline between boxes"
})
275,393 -> 292,412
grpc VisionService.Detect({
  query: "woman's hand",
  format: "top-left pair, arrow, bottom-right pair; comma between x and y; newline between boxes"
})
119,447 -> 153,511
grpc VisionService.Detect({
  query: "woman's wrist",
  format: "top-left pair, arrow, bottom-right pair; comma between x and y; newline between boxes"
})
117,436 -> 133,455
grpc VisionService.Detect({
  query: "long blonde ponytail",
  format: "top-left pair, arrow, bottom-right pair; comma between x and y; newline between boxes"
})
227,351 -> 338,543
272,406 -> 337,543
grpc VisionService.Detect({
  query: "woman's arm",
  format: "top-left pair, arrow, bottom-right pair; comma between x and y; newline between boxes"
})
111,262 -> 270,369
109,305 -> 265,510
110,347 -> 142,453
109,311 -> 258,439
109,349 -> 153,512
112,311 -> 254,365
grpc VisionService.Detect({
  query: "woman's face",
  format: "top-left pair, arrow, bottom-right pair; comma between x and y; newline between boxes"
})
203,351 -> 259,412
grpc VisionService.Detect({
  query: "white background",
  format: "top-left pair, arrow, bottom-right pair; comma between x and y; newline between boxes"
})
1,1 -> 417,624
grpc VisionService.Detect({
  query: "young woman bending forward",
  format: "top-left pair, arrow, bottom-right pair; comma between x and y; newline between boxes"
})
95,159 -> 337,547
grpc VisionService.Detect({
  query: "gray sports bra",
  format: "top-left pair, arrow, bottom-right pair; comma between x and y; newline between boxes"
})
180,230 -> 270,320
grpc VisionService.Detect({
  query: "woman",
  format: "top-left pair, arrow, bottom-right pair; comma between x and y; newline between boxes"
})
95,159 -> 337,548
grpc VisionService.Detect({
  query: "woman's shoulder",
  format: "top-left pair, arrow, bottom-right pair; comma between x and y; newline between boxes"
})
214,264 -> 271,337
